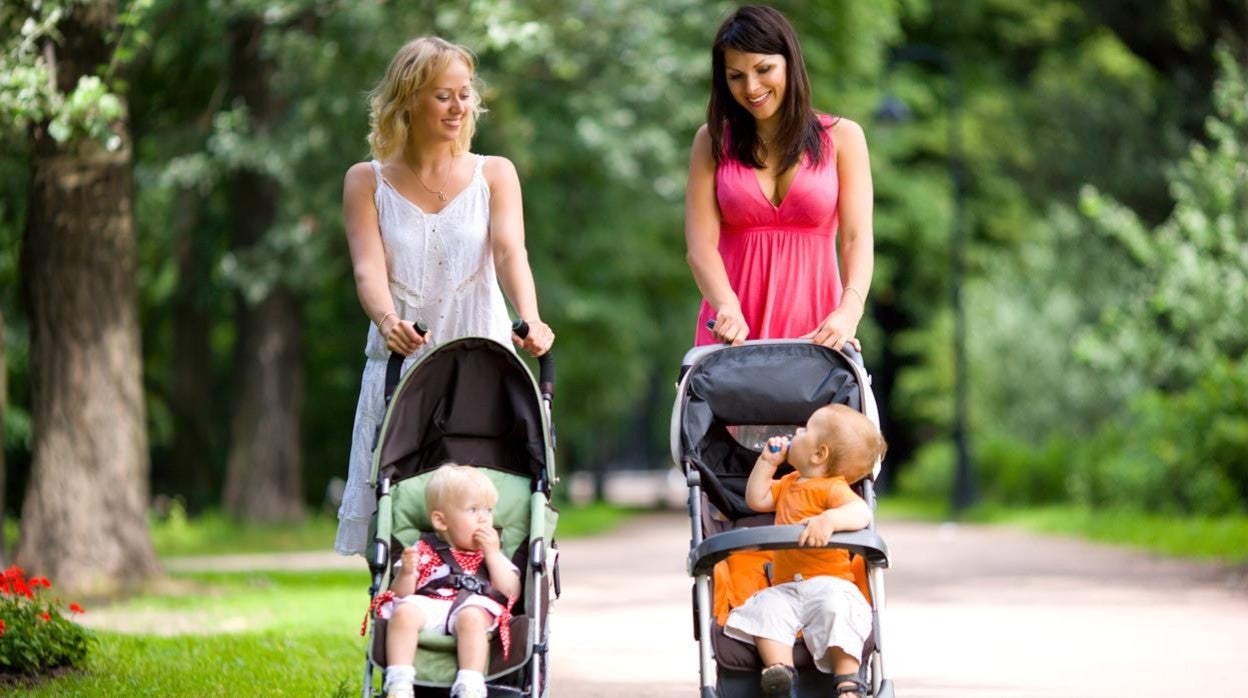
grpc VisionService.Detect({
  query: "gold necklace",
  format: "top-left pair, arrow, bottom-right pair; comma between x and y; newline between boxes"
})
413,157 -> 455,202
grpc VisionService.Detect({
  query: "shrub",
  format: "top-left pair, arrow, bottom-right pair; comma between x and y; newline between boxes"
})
1069,358 -> 1248,515
0,565 -> 92,677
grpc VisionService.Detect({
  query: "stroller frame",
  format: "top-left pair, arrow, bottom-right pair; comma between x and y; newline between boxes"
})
672,340 -> 895,698
361,335 -> 557,698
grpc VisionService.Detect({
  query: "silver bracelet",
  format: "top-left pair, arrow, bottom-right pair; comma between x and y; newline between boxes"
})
843,286 -> 866,307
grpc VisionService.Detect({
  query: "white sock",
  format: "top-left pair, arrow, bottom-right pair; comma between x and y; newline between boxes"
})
451,669 -> 485,695
383,664 -> 415,696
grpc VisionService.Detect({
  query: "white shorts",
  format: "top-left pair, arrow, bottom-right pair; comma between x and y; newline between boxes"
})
723,576 -> 872,672
382,593 -> 505,635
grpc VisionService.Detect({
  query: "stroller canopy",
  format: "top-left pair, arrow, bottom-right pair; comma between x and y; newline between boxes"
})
677,342 -> 865,519
375,338 -> 549,485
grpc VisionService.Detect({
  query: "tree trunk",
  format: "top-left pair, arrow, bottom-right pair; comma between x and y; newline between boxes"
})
15,2 -> 159,594
220,14 -> 306,522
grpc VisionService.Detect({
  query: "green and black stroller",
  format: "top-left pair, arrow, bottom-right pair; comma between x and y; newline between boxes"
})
361,326 -> 558,698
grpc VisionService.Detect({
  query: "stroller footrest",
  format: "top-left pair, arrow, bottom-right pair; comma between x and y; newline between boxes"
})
687,526 -> 889,576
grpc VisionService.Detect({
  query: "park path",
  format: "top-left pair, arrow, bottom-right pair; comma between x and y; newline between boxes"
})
544,512 -> 1248,698
158,512 -> 1248,697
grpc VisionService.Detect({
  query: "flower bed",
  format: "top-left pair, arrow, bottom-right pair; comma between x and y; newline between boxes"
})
0,565 -> 92,676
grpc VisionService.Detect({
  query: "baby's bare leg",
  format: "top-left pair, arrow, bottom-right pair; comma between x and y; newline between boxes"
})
385,602 -> 426,666
454,606 -> 494,672
756,636 -> 795,667
828,647 -> 863,697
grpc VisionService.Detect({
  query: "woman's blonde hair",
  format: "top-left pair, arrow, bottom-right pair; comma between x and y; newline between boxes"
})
367,37 -> 485,159
425,463 -> 498,513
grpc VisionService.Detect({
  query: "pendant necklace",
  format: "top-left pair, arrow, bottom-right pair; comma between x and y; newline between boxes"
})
414,157 -> 454,202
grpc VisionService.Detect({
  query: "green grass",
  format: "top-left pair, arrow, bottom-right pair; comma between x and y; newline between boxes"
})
12,570 -> 365,696
879,496 -> 1248,564
9,502 -> 642,696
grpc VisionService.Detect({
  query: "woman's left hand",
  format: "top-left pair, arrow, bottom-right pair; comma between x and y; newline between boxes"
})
802,306 -> 861,352
513,319 -> 554,357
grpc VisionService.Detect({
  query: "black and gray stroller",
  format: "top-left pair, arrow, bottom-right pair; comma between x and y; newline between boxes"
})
673,341 -> 894,698
361,327 -> 558,698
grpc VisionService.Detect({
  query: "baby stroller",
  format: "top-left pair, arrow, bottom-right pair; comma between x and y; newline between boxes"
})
362,325 -> 559,698
673,340 -> 894,698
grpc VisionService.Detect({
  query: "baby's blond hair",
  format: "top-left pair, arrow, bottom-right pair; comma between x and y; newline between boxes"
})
813,404 -> 887,483
425,462 -> 498,513
366,37 -> 485,159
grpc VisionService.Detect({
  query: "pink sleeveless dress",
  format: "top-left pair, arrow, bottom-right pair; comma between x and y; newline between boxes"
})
695,114 -> 843,346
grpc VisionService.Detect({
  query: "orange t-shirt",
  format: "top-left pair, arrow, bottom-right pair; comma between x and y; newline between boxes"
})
769,472 -> 858,585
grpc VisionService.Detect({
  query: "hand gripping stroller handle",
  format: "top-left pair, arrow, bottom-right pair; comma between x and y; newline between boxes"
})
706,319 -> 866,368
686,526 -> 889,577
512,319 -> 555,399
383,321 -> 429,404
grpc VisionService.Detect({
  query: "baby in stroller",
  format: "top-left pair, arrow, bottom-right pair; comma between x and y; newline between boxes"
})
726,404 -> 886,698
381,463 -> 520,698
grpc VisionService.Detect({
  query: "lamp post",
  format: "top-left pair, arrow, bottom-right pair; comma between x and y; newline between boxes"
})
875,44 -> 975,514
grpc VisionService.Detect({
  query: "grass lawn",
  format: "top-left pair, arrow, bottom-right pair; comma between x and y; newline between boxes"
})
879,496 -> 1248,564
5,502 -> 640,696
13,570 -> 366,696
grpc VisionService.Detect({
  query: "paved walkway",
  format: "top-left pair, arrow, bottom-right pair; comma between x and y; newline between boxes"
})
162,512 -> 1248,697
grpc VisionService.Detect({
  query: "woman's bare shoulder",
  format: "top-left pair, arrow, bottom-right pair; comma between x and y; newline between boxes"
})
830,117 -> 866,144
481,154 -> 519,184
344,160 -> 378,193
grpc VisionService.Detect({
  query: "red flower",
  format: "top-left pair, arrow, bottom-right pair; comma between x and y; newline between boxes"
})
40,612 -> 51,622
29,577 -> 51,589
0,619 -> 6,636
69,603 -> 85,614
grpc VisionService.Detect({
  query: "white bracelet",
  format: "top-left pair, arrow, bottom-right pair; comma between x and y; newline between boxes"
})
843,286 -> 866,307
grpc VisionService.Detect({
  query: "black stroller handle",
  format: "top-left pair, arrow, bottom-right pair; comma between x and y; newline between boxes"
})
705,319 -> 866,368
512,319 -> 555,399
383,320 -> 429,405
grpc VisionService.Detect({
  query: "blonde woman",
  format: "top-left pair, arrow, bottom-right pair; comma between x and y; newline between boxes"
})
336,38 -> 554,557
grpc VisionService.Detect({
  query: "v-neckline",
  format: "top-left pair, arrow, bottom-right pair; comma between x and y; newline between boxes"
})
376,157 -> 478,217
752,157 -> 803,211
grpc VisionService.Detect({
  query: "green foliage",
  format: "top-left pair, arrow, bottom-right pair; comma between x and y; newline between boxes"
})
1069,358 -> 1248,515
1076,48 -> 1248,391
0,566 -> 93,677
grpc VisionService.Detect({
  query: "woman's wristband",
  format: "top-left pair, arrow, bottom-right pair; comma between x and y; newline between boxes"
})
843,286 -> 866,308
377,311 -> 398,333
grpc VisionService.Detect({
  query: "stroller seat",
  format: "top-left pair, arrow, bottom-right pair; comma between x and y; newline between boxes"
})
367,468 -> 556,683
360,337 -> 559,698
672,340 -> 895,698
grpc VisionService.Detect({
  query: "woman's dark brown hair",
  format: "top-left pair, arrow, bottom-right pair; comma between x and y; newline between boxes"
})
708,5 -> 826,172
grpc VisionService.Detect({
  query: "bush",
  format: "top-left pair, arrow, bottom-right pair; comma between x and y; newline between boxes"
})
1070,358 -> 1248,515
0,566 -> 92,677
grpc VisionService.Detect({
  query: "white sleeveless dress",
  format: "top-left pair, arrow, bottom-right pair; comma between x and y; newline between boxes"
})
335,155 -> 512,556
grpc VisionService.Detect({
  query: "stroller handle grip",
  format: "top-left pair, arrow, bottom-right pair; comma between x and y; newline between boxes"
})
382,321 -> 429,404
705,319 -> 865,368
512,319 -> 555,399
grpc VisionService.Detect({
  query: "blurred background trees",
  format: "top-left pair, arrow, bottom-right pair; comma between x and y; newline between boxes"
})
1,0 -> 1244,588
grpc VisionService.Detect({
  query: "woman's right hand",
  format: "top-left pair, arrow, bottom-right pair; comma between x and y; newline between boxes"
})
381,316 -> 428,356
712,305 -> 750,346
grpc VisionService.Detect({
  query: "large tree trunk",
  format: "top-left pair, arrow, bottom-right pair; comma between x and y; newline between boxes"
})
220,14 -> 306,522
15,2 -> 159,594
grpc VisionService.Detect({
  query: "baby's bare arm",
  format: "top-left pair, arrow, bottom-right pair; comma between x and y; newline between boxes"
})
486,551 -> 521,600
798,496 -> 872,547
745,437 -> 788,512
390,546 -> 420,596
